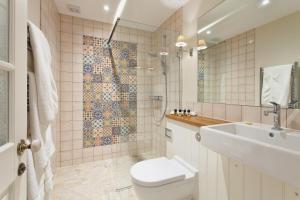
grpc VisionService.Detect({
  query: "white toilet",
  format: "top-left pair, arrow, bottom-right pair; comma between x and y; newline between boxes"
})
130,156 -> 198,200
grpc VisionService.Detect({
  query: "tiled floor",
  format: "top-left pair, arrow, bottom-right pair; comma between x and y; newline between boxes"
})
52,153 -> 154,200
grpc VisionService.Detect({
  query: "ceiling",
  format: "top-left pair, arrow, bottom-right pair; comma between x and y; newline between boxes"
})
197,0 -> 300,45
54,0 -> 189,31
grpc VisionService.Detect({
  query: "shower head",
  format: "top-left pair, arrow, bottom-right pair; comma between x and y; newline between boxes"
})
160,34 -> 168,76
161,56 -> 167,76
148,34 -> 169,76
147,52 -> 167,75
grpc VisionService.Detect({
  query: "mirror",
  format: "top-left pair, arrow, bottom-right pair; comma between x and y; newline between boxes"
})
197,0 -> 300,108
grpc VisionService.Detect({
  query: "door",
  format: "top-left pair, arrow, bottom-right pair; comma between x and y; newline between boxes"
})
0,0 -> 27,199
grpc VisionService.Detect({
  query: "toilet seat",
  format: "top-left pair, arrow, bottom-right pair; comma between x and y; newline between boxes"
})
130,157 -> 194,187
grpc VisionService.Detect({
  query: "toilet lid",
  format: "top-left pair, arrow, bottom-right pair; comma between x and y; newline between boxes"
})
130,157 -> 186,187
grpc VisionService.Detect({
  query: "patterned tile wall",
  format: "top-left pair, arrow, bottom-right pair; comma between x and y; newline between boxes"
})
59,15 -> 153,167
82,36 -> 137,148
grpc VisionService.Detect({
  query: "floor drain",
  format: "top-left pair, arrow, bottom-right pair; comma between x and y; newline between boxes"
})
115,185 -> 133,192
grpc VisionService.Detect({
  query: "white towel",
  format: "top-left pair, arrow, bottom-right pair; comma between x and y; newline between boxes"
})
261,64 -> 292,107
27,150 -> 45,200
28,72 -> 55,200
27,150 -> 53,200
27,21 -> 58,128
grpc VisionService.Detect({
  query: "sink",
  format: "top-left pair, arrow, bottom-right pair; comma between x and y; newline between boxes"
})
200,122 -> 300,186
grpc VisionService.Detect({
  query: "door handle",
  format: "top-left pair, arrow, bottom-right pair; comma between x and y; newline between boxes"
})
17,139 -> 41,156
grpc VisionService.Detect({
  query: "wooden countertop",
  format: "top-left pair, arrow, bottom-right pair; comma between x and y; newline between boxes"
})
166,114 -> 228,127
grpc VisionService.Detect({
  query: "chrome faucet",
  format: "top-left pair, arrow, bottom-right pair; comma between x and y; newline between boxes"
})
264,102 -> 282,130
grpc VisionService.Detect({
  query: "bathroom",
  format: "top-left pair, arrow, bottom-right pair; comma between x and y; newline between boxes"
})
0,0 -> 300,199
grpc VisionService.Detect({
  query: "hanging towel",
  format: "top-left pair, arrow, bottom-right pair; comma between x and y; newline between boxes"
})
27,21 -> 58,128
261,64 -> 292,107
27,150 -> 45,200
28,72 -> 55,200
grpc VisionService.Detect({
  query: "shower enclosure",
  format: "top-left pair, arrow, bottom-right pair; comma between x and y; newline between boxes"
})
58,14 -> 181,168
55,10 -> 183,198
80,17 -> 180,159
147,34 -> 168,124
80,16 -> 181,191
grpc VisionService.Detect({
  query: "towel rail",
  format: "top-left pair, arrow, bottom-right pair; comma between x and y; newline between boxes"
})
27,26 -> 32,52
260,62 -> 298,108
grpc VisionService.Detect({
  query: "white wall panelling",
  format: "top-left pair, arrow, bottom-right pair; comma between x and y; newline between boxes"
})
166,119 -> 300,200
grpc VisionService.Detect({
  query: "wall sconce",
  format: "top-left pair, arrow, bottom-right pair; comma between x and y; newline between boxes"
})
176,35 -> 187,47
176,34 -> 187,58
176,35 -> 208,57
190,39 -> 208,57
197,39 -> 207,51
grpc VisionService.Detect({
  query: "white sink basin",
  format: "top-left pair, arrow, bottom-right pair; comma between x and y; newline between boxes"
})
200,122 -> 300,186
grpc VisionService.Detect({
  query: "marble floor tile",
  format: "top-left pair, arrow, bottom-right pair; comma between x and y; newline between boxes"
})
52,153 -> 155,200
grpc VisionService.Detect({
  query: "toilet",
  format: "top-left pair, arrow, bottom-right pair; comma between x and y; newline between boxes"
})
130,156 -> 198,200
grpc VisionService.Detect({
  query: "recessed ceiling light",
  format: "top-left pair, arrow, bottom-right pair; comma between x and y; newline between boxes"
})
104,5 -> 110,11
206,30 -> 211,35
260,0 -> 270,7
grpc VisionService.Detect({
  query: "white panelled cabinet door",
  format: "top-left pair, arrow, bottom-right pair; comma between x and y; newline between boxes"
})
0,0 -> 27,199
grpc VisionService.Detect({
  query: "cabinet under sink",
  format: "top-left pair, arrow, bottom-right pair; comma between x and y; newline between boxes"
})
201,122 -> 300,187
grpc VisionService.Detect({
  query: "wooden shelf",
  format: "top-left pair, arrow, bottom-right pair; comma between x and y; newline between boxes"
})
166,114 -> 228,127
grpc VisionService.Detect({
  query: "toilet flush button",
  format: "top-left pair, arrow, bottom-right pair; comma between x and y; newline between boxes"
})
165,128 -> 172,139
